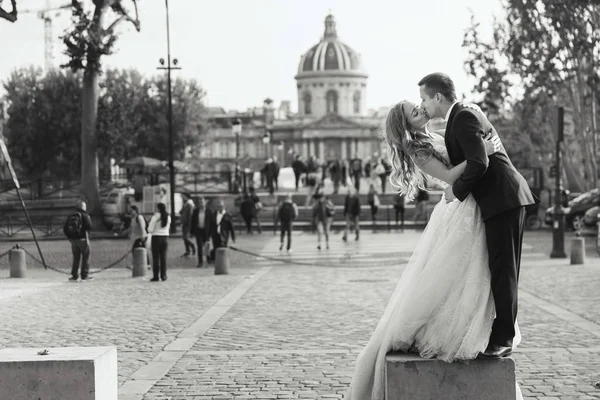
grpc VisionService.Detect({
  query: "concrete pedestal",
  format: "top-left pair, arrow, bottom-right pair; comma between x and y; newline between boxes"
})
386,353 -> 516,400
132,247 -> 147,277
9,248 -> 26,278
0,346 -> 117,400
214,247 -> 229,275
570,237 -> 585,265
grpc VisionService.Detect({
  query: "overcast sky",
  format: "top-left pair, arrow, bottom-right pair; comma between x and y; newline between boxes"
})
2,0 -> 504,112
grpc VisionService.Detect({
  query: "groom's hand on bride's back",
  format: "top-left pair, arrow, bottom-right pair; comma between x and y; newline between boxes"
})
483,135 -> 503,156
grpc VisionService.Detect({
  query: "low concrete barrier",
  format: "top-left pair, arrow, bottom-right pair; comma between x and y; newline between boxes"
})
386,353 -> 516,400
570,237 -> 585,265
0,346 -> 117,400
215,247 -> 229,275
132,247 -> 147,277
9,248 -> 26,278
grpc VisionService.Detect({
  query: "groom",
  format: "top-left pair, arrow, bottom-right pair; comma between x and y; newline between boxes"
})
418,72 -> 537,358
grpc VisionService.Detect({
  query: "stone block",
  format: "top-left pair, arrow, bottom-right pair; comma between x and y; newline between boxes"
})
0,346 -> 117,400
386,352 -> 516,400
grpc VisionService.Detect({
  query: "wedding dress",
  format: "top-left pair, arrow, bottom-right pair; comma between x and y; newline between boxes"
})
345,136 -> 522,400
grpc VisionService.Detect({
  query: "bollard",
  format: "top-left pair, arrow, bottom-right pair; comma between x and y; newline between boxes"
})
9,248 -> 26,278
570,237 -> 585,265
132,247 -> 147,278
214,247 -> 229,275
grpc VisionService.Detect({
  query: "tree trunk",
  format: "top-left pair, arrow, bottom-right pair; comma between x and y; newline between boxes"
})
81,68 -> 101,215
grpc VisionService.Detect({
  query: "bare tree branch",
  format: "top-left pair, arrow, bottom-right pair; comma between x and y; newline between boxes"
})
105,0 -> 140,34
0,0 -> 18,23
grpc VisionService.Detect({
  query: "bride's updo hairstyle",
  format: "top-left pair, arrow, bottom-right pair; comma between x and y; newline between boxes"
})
382,101 -> 435,201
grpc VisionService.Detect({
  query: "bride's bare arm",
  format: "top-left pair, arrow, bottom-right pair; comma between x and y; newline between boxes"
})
413,138 -> 498,184
414,156 -> 467,185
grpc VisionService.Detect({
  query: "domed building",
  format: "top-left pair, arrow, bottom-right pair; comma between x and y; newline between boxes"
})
198,14 -> 384,172
269,13 -> 383,163
295,14 -> 368,117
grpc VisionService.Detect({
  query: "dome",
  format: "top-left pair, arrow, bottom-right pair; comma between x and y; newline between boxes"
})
297,14 -> 366,76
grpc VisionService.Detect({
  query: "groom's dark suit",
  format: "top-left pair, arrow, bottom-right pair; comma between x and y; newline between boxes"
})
445,103 -> 537,348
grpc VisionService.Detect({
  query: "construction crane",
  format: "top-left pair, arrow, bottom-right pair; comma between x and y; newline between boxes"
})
20,0 -> 72,71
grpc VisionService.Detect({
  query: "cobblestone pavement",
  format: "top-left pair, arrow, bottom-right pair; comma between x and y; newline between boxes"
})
1,229 -> 600,399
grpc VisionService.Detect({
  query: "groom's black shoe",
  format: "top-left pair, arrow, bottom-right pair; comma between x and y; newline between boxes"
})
479,343 -> 512,358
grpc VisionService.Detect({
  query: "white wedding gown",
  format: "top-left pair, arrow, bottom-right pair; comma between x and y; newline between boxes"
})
346,138 -> 522,400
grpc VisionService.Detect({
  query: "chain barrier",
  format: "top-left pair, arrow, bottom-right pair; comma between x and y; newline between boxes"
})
228,245 -> 409,268
21,247 -> 132,276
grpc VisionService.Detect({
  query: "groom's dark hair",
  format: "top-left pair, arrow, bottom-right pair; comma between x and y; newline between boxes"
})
418,73 -> 457,101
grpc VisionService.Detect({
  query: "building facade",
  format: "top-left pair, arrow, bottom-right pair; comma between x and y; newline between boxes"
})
195,14 -> 385,172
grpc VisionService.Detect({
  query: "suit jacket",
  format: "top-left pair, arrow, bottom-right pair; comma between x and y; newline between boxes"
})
445,103 -> 537,221
190,207 -> 211,239
208,210 -> 236,245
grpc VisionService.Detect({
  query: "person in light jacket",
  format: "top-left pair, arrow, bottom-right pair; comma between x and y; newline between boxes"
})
147,202 -> 171,282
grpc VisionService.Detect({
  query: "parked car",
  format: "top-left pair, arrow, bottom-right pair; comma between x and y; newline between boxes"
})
583,205 -> 600,228
545,188 -> 600,230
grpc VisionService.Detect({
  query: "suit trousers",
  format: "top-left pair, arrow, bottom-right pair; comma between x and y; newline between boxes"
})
484,206 -> 526,347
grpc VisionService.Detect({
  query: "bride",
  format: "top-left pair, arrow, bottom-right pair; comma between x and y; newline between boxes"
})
345,100 -> 522,400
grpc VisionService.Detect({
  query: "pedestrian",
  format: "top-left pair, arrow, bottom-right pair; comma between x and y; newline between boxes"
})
63,200 -> 93,281
249,187 -> 263,234
350,157 -> 362,192
130,205 -> 151,268
148,202 -> 171,282
190,196 -> 210,268
240,193 -> 257,234
272,156 -> 280,191
179,193 -> 196,257
277,193 -> 298,253
413,188 -> 430,225
312,193 -> 332,250
292,154 -> 307,191
367,183 -> 380,231
208,200 -> 236,261
394,193 -> 406,230
343,187 -> 361,241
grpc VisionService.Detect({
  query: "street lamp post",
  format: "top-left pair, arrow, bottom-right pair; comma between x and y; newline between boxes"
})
550,106 -> 567,258
263,131 -> 271,157
157,0 -> 181,233
231,118 -> 242,193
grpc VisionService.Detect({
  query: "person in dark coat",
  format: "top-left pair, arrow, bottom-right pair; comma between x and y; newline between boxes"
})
190,196 -> 211,268
342,187 -> 361,241
240,193 -> 258,234
208,200 -> 236,261
292,154 -> 307,191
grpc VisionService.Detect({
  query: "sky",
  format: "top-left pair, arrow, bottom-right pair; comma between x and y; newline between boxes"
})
2,0 -> 504,113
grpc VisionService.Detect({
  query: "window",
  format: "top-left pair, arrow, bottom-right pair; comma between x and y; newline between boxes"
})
353,91 -> 361,114
303,92 -> 312,115
326,90 -> 338,113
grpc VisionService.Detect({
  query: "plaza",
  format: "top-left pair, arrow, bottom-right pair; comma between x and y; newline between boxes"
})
0,229 -> 599,399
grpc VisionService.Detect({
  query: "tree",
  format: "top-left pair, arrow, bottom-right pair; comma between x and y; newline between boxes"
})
463,1 -> 600,192
0,0 -> 17,23
2,67 -> 82,179
61,0 -> 140,215
503,0 -> 600,191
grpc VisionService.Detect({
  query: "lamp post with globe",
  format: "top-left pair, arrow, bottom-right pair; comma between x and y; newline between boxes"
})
231,118 -> 242,193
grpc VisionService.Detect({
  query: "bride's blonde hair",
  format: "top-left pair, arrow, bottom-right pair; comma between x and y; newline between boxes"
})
382,101 -> 435,201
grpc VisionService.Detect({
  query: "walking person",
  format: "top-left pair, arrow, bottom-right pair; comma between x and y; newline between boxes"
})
342,187 -> 361,241
148,202 -> 171,282
64,200 -> 93,281
240,193 -> 257,234
277,193 -> 298,253
179,193 -> 196,257
208,200 -> 236,261
367,183 -> 380,231
291,154 -> 307,192
248,187 -> 263,234
394,193 -> 406,230
312,193 -> 331,250
190,197 -> 210,268
413,188 -> 430,224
